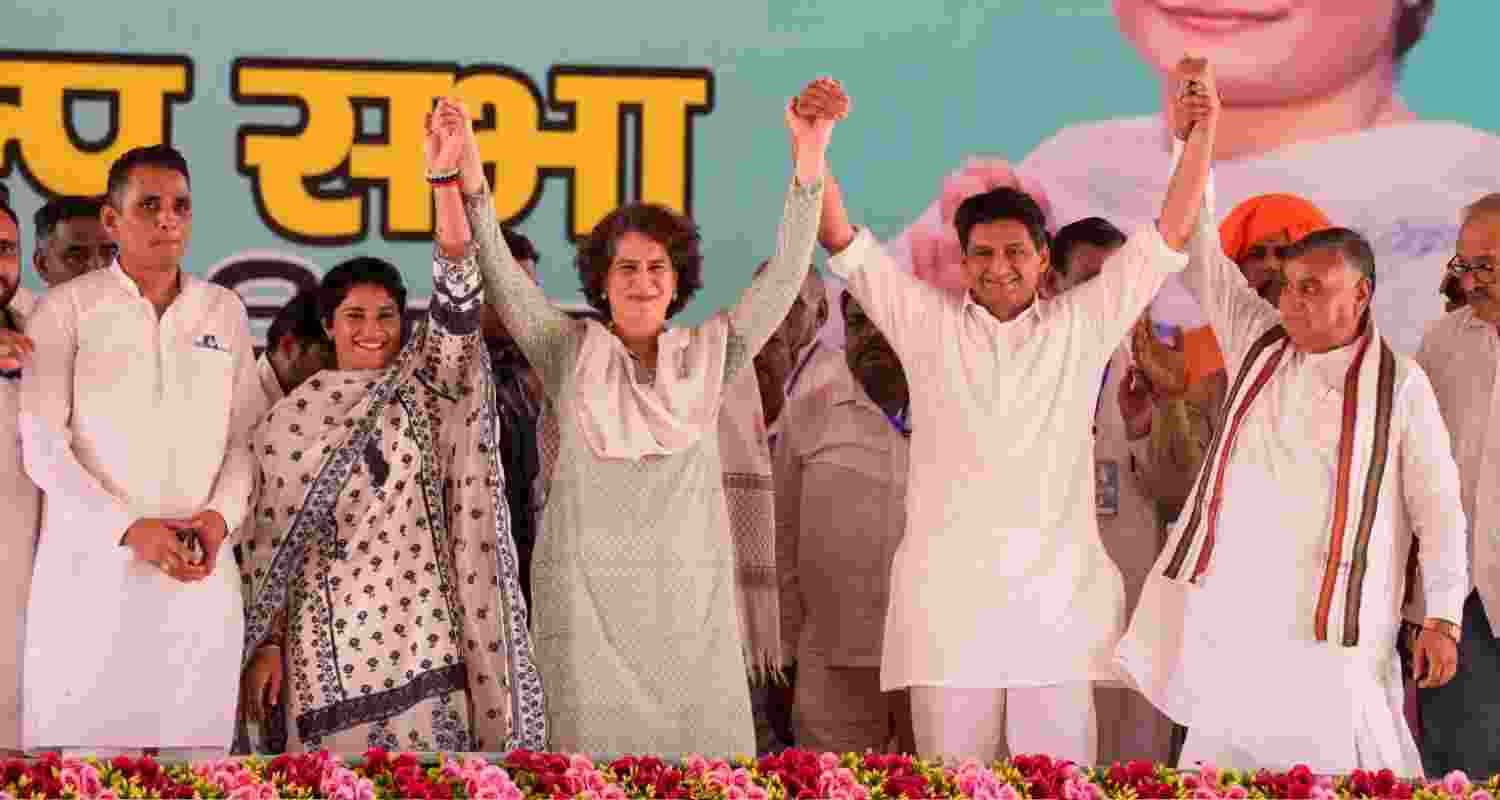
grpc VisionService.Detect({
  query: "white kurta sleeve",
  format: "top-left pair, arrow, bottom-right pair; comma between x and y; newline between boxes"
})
826,227 -> 946,360
18,289 -> 136,550
1172,141 -> 1281,370
1400,367 -> 1470,625
204,298 -> 260,539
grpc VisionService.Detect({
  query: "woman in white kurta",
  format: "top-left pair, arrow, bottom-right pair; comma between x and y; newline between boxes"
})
459,82 -> 834,756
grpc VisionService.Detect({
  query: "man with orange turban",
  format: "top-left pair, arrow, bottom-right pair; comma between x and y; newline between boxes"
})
1218,193 -> 1334,306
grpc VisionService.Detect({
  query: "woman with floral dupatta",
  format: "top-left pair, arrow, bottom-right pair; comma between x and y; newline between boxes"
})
237,102 -> 545,753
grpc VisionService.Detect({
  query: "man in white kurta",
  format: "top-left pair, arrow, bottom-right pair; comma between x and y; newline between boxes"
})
811,64 -> 1211,762
1409,195 -> 1500,778
20,147 -> 258,753
1115,147 -> 1469,774
0,201 -> 41,754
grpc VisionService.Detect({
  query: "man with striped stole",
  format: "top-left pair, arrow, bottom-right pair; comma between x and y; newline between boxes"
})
1115,61 -> 1468,774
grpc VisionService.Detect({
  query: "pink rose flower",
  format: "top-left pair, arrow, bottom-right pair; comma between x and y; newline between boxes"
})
500,785 -> 524,800
1191,788 -> 1221,800
997,786 -> 1021,800
570,754 -> 595,772
473,788 -> 503,800
1445,771 -> 1472,796
1470,791 -> 1494,800
748,785 -> 770,800
819,753 -> 840,771
726,787 -> 750,800
1200,765 -> 1221,788
1225,787 -> 1249,799
602,785 -> 628,800
97,792 -> 119,800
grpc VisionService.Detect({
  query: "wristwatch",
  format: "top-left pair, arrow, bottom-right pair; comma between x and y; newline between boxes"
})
1422,617 -> 1461,644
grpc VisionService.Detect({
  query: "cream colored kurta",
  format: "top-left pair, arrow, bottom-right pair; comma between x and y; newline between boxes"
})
0,295 -> 41,751
20,262 -> 259,749
1115,188 -> 1469,774
767,340 -> 845,449
776,360 -> 909,669
1093,345 -> 1174,764
888,118 -> 1500,355
1414,307 -> 1500,626
828,224 -> 1187,690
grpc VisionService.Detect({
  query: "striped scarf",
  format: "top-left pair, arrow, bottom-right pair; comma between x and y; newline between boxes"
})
1160,323 -> 1398,646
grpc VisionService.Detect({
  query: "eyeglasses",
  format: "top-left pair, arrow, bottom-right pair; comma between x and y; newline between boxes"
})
1447,255 -> 1499,281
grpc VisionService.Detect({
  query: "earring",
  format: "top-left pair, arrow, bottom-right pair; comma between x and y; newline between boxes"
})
601,290 -> 608,301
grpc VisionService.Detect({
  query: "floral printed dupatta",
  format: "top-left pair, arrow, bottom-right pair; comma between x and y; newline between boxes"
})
240,251 -> 545,752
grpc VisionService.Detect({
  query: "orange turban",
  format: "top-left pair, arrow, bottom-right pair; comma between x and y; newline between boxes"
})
1219,193 -> 1333,263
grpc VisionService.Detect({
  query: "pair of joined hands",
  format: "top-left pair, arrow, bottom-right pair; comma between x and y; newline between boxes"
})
123,510 -> 227,583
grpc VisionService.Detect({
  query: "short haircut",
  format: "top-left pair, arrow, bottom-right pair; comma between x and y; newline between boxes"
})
106,144 -> 191,207
266,289 -> 328,351
0,183 -> 14,227
34,195 -> 105,244
1050,217 -> 1127,277
1277,227 -> 1377,293
954,187 -> 1049,254
317,256 -> 408,325
575,203 -> 703,320
1460,193 -> 1500,229
503,229 -> 539,263
1396,0 -> 1434,61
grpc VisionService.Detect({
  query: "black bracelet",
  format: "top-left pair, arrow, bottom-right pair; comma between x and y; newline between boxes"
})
427,168 -> 461,185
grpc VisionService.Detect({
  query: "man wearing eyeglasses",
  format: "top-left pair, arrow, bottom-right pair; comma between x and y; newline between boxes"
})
1410,193 -> 1500,779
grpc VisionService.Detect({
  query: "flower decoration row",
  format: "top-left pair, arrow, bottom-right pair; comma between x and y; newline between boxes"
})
2,749 -> 1495,800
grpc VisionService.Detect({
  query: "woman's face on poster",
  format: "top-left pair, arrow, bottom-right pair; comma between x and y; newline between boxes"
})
1113,0 -> 1404,105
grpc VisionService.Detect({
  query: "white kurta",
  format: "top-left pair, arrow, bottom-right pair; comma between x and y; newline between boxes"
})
1115,190 -> 1470,774
19,262 -> 259,749
0,295 -> 41,751
889,117 -> 1500,355
828,224 -> 1187,690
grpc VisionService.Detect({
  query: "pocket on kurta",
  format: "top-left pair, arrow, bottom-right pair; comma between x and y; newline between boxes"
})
179,348 -> 236,444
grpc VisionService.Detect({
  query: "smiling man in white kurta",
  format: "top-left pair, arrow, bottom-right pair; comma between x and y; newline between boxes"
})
805,60 -> 1214,764
19,146 -> 258,755
1115,72 -> 1469,773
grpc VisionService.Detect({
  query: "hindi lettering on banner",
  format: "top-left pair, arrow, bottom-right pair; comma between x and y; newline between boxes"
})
0,51 -> 193,197
234,59 -> 713,244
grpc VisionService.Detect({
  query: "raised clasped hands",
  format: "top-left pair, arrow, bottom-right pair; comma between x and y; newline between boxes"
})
1171,56 -> 1221,141
425,97 -> 470,176
787,77 -> 847,184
